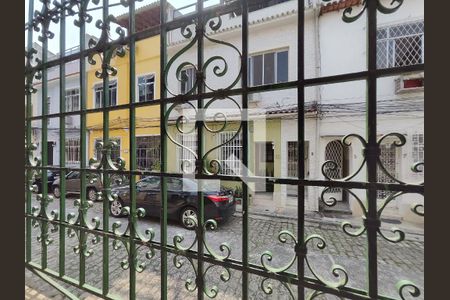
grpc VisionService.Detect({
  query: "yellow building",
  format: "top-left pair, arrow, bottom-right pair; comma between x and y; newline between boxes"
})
86,5 -> 162,171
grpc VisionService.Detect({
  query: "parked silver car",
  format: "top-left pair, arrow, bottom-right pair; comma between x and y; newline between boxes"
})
52,171 -> 102,201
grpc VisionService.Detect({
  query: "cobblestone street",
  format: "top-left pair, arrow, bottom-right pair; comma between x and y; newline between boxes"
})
26,197 -> 424,299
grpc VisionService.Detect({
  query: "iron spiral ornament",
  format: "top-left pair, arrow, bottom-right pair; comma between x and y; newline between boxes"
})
164,14 -> 242,96
322,0 -> 404,23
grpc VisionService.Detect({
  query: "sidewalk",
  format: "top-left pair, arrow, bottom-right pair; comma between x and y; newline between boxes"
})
236,203 -> 424,241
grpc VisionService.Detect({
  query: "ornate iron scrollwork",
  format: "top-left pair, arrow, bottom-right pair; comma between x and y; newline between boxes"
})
164,15 -> 242,97
260,231 -> 349,294
322,0 -> 404,23
172,216 -> 231,298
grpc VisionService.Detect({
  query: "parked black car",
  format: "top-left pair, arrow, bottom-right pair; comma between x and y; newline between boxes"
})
32,170 -> 60,193
110,176 -> 236,229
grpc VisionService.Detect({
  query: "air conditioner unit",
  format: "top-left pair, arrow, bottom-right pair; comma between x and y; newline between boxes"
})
395,73 -> 424,94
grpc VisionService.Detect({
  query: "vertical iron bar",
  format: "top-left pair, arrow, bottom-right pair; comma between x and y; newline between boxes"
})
128,1 -> 137,299
196,1 -> 205,299
79,0 -> 88,287
58,2 -> 66,277
159,1 -> 168,299
102,0 -> 111,295
297,0 -> 306,299
25,0 -> 34,264
366,0 -> 379,298
241,0 -> 249,299
41,3 -> 49,270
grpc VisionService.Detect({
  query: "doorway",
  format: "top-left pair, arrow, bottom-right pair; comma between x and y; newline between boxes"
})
47,141 -> 54,166
255,141 -> 274,193
323,139 -> 350,211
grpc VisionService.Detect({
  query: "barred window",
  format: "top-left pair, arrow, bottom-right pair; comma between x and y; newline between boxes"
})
137,74 -> 155,102
65,138 -> 80,163
377,142 -> 398,199
412,133 -> 424,163
136,136 -> 160,171
377,21 -> 424,69
248,49 -> 288,86
95,138 -> 120,161
94,80 -> 117,108
287,141 -> 309,178
218,131 -> 242,175
177,133 -> 197,173
180,67 -> 196,94
65,88 -> 80,112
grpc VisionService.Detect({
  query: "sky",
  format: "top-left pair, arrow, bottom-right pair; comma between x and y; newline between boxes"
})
25,0 -> 221,54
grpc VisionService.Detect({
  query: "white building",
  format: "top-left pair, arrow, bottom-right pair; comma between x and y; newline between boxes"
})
166,0 -> 424,223
32,44 -> 82,169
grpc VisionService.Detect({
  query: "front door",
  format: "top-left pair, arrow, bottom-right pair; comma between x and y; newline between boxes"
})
255,142 -> 274,192
47,141 -> 54,166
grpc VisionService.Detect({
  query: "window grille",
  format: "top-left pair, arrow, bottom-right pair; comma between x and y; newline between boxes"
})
412,133 -> 424,163
65,138 -> 80,164
377,20 -> 424,69
136,135 -> 160,170
287,141 -> 309,178
324,140 -> 344,193
94,80 -> 117,108
377,142 -> 398,199
65,88 -> 80,112
248,49 -> 288,86
218,131 -> 242,175
137,74 -> 155,102
177,133 -> 197,173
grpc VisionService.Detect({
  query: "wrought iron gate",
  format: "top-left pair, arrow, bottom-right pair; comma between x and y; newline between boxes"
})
25,0 -> 424,299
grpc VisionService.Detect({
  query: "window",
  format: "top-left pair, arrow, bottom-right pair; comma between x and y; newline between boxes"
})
138,74 -> 155,102
287,141 -> 309,178
177,133 -> 197,173
377,21 -> 424,68
136,136 -> 160,170
94,81 -> 117,108
180,67 -> 196,94
412,133 -> 424,163
377,142 -> 398,199
95,138 -> 120,161
67,171 -> 80,179
46,96 -> 51,115
65,88 -> 80,112
137,176 -> 160,191
65,138 -> 80,164
248,50 -> 288,86
218,131 -> 242,175
230,0 -> 291,16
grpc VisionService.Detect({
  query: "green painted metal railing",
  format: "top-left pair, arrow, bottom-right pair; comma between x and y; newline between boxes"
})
25,0 -> 424,299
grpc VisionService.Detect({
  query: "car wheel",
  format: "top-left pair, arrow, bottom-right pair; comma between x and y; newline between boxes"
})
53,186 -> 61,198
110,198 -> 124,217
180,207 -> 198,230
87,188 -> 97,202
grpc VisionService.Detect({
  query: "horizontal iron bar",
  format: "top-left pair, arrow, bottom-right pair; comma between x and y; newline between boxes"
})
25,165 -> 424,193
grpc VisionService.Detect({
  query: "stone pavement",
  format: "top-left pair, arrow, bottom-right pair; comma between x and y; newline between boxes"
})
25,197 -> 424,299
